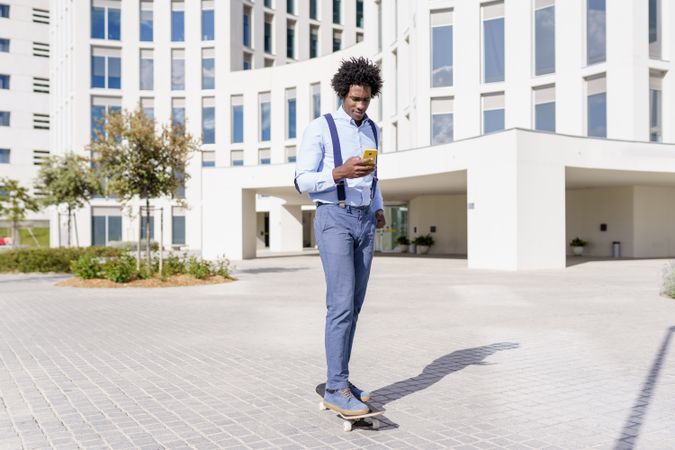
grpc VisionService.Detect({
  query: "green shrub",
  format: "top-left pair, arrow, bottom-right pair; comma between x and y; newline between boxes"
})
413,234 -> 435,246
212,256 -> 231,279
0,247 -> 124,273
70,254 -> 101,279
108,240 -> 159,251
188,256 -> 211,279
103,255 -> 137,283
162,253 -> 187,277
396,235 -> 410,246
662,261 -> 675,299
137,261 -> 154,280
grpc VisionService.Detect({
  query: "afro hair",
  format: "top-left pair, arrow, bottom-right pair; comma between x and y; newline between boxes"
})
331,57 -> 383,99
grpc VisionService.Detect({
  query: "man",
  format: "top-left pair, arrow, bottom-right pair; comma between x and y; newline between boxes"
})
295,57 -> 385,416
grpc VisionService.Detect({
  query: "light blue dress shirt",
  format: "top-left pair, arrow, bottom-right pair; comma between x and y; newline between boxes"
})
294,107 -> 384,212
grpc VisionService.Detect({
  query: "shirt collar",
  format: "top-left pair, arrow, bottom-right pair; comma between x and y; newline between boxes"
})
334,105 -> 370,128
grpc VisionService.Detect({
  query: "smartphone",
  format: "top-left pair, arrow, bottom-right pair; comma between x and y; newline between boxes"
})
362,148 -> 378,165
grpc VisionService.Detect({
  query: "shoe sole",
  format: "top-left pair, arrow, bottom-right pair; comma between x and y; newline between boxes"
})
323,400 -> 368,416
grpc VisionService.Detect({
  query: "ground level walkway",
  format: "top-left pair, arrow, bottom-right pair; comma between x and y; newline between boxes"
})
0,256 -> 674,449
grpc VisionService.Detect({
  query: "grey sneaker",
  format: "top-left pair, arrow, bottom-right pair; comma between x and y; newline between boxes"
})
348,382 -> 371,402
323,387 -> 369,416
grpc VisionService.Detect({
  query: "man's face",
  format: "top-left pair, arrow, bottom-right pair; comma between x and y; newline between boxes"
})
342,85 -> 372,122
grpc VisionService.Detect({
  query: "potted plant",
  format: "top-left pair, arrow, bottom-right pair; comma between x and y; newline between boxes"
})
413,234 -> 435,255
396,235 -> 410,253
570,237 -> 587,256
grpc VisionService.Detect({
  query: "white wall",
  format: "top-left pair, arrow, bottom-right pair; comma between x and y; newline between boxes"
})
633,186 -> 675,257
566,187 -> 635,257
408,194 -> 467,255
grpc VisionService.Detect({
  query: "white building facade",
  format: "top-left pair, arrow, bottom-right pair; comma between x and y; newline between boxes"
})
50,0 -> 675,270
0,0 -> 51,235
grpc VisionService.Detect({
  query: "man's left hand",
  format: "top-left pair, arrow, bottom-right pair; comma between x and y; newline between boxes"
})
375,210 -> 386,229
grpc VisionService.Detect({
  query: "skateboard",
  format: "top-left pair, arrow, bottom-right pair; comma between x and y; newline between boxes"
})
315,383 -> 385,432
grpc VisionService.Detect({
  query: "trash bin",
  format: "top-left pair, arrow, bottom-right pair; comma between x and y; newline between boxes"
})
612,241 -> 621,258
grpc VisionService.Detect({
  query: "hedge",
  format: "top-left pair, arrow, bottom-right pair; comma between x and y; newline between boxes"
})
0,247 -> 125,274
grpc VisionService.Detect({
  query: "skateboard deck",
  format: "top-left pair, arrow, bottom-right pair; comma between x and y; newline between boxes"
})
315,383 -> 385,431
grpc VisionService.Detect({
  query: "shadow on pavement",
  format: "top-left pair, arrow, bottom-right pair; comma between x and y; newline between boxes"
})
613,326 -> 674,450
235,267 -> 310,274
346,342 -> 520,432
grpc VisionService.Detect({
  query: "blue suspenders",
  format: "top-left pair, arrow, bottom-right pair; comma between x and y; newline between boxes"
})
323,113 -> 379,208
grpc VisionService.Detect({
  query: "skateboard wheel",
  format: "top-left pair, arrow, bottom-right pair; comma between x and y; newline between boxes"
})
370,418 -> 380,430
318,401 -> 327,411
343,421 -> 353,432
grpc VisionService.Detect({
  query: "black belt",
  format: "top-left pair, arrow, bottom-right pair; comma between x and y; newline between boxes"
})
316,202 -> 370,210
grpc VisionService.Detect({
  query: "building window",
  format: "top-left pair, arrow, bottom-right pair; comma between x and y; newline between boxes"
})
533,85 -> 555,132
356,0 -> 364,28
310,26 -> 319,58
202,48 -> 215,89
311,83 -> 321,119
141,97 -> 154,120
0,111 -> 9,126
287,22 -> 296,59
91,97 -> 121,141
310,0 -> 318,20
202,98 -> 215,144
139,49 -> 154,91
586,74 -> 606,137
0,4 -> 8,18
0,149 -> 9,164
535,0 -> 555,76
171,207 -> 186,245
259,148 -> 271,165
91,207 -> 122,246
259,92 -> 271,142
287,0 -> 295,15
0,38 -> 9,52
171,98 -> 185,127
431,10 -> 453,88
587,0 -> 605,65
0,74 -> 9,89
265,0 -> 273,8
202,151 -> 215,168
91,1 -> 120,40
482,92 -> 505,134
140,215 -> 155,240
140,1 -> 153,41
333,0 -> 341,24
264,16 -> 273,53
171,1 -> 185,42
286,88 -> 297,139
650,73 -> 663,142
286,146 -> 296,163
482,2 -> 505,83
333,30 -> 342,52
202,1 -> 214,41
431,97 -> 454,145
231,96 -> 244,143
243,53 -> 252,70
171,49 -> 185,90
243,7 -> 251,47
649,0 -> 661,59
91,48 -> 121,89
33,113 -> 49,130
231,150 -> 244,166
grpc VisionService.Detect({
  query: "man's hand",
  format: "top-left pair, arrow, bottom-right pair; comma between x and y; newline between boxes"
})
333,156 -> 376,182
375,209 -> 386,229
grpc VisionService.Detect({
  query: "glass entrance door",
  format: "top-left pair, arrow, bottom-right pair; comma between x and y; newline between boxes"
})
375,205 -> 408,252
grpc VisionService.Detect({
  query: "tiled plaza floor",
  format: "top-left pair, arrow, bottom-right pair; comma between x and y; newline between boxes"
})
0,255 -> 674,449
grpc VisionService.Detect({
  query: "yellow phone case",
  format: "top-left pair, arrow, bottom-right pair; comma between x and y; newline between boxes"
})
362,148 -> 378,164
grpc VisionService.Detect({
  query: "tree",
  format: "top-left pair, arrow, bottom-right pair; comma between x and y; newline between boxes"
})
88,107 -> 199,268
36,154 -> 101,247
0,178 -> 40,248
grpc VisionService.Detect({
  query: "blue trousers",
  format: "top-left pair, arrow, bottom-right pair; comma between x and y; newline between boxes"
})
314,204 -> 376,390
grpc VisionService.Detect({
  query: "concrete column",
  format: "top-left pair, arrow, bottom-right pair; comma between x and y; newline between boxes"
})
269,203 -> 303,252
467,134 -> 566,270
202,185 -> 256,260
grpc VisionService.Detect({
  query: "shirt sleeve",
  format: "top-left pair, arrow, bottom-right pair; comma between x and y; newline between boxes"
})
372,182 -> 383,212
294,119 -> 337,194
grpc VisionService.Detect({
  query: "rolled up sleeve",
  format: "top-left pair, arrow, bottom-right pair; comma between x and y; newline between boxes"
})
294,119 -> 336,194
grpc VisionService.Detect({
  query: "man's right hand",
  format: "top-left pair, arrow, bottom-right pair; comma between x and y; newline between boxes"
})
333,156 -> 376,182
